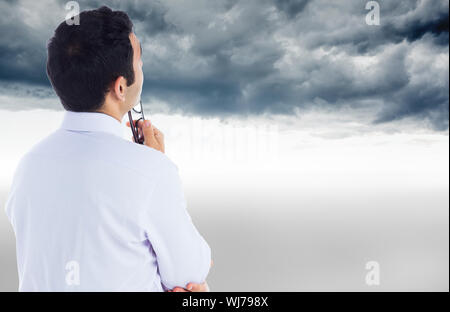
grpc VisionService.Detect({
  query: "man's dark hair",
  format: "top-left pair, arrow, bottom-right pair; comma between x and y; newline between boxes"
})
46,6 -> 135,112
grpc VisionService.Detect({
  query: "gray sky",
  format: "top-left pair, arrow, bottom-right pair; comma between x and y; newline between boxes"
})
0,0 -> 448,130
0,0 -> 448,291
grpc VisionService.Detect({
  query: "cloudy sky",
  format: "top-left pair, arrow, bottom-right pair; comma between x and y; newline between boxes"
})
0,0 -> 448,130
0,0 -> 448,291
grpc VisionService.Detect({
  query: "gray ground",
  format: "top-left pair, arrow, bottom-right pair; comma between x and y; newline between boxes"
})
0,180 -> 448,292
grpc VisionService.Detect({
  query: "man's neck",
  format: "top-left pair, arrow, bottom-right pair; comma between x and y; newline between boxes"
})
96,106 -> 124,123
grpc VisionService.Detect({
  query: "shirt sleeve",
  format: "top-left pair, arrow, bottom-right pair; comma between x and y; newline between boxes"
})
140,158 -> 211,290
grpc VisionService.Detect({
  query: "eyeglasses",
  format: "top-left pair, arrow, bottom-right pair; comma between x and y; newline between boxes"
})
128,100 -> 145,144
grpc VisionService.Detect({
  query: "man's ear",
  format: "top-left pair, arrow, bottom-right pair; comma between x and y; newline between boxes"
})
112,76 -> 127,102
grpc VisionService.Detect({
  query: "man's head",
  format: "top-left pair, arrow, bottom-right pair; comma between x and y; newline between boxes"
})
46,6 -> 143,119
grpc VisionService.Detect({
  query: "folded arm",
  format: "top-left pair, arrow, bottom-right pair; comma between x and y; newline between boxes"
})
169,260 -> 214,292
140,159 -> 212,290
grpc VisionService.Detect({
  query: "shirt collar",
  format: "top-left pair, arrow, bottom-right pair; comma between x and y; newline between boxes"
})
60,110 -> 124,139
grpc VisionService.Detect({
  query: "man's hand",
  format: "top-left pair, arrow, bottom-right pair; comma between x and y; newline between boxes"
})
126,119 -> 165,153
169,281 -> 210,292
167,260 -> 214,292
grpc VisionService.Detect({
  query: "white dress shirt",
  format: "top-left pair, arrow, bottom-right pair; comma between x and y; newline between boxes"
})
4,110 -> 211,291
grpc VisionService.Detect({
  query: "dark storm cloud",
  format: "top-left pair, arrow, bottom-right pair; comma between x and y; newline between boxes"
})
376,83 -> 449,131
381,6 -> 449,46
0,0 -> 448,131
0,0 -> 49,85
296,0 -> 449,53
273,0 -> 310,19
55,0 -> 180,36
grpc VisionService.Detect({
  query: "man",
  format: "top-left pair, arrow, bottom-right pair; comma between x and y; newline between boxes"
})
5,6 -> 211,292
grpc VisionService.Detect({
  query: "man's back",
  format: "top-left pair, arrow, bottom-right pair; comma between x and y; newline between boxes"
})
5,111 -> 211,291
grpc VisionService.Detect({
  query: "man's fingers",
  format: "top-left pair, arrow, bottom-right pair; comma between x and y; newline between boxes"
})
153,126 -> 164,139
126,120 -> 145,128
169,281 -> 209,293
127,120 -> 158,136
185,282 -> 209,292
126,120 -> 139,128
141,120 -> 155,139
127,119 -> 165,153
186,283 -> 196,291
